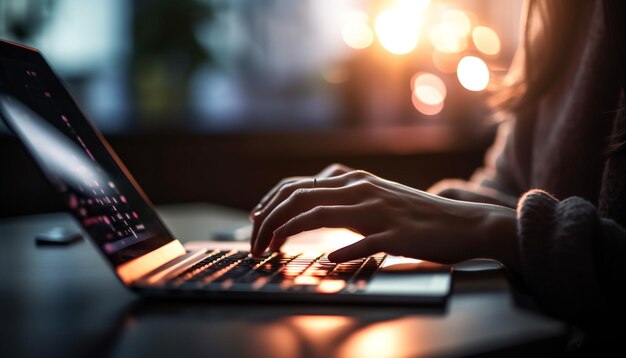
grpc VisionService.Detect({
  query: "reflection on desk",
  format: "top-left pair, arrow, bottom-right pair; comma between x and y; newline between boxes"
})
0,203 -> 567,357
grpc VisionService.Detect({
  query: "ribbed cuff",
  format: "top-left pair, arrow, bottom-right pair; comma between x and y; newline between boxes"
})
517,189 -> 600,322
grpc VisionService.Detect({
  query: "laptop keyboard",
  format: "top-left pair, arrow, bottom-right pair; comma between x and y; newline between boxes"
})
167,250 -> 385,294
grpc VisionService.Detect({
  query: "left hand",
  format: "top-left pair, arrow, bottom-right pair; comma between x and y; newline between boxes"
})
250,169 -> 517,265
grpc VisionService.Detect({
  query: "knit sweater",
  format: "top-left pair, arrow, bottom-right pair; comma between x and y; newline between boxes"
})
428,0 -> 626,333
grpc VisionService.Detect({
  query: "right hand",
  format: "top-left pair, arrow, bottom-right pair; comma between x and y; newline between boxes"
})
248,163 -> 354,220
248,164 -> 519,271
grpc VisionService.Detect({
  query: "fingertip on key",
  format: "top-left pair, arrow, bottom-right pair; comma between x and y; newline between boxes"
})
327,251 -> 339,263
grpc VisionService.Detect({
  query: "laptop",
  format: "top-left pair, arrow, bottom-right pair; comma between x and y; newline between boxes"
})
0,39 -> 451,304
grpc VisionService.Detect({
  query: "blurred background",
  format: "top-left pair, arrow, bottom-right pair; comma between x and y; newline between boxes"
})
0,0 -> 522,217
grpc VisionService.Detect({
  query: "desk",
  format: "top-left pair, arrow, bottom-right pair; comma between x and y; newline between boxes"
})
0,203 -> 567,357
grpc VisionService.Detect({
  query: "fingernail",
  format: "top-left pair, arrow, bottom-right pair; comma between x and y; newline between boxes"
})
249,210 -> 263,222
248,205 -> 262,219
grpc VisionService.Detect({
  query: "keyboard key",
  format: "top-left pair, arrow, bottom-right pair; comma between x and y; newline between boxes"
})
170,251 -> 386,293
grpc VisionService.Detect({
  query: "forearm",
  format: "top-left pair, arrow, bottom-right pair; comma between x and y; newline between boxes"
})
457,202 -> 521,274
430,179 -> 519,208
482,205 -> 521,276
441,198 -> 521,271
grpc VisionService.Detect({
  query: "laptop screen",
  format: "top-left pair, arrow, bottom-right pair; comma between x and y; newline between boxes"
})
0,41 -> 176,266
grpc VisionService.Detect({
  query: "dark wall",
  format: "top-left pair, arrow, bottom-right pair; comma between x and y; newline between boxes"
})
0,126 -> 495,218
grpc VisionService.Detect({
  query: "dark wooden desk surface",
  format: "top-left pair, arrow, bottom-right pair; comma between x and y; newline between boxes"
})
0,203 -> 567,357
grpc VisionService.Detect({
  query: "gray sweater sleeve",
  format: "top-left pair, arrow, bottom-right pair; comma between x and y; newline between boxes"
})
428,120 -> 527,209
517,189 -> 626,323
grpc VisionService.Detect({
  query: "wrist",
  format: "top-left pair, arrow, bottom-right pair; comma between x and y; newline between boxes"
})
479,205 -> 521,273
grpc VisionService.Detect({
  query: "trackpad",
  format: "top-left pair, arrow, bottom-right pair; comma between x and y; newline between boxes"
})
365,273 -> 451,297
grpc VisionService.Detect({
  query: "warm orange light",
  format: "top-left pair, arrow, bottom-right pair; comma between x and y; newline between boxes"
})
396,0 -> 431,13
317,279 -> 347,294
414,86 -> 443,105
375,8 -> 421,55
411,72 -> 446,104
116,240 -> 186,285
342,11 -> 374,50
429,24 -> 467,53
337,317 -> 431,358
255,322 -> 300,357
337,320 -> 405,358
411,72 -> 446,116
441,9 -> 471,36
295,275 -> 321,285
412,95 -> 444,116
286,315 -> 355,347
429,9 -> 471,54
282,228 -> 363,253
431,50 -> 460,73
457,56 -> 490,91
472,26 -> 501,56
288,315 -> 353,333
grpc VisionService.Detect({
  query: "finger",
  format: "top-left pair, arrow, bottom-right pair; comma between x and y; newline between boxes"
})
255,164 -> 352,218
253,186 -> 359,255
249,176 -> 305,220
317,163 -> 353,178
250,178 -> 314,251
269,204 -> 378,251
249,176 -> 309,250
251,172 -> 369,252
268,205 -> 367,251
249,165 -> 355,219
327,234 -> 386,263
256,172 -> 357,220
252,185 -> 362,256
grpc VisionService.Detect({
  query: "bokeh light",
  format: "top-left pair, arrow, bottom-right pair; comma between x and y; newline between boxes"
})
342,11 -> 374,50
396,0 -> 431,13
441,9 -> 471,36
457,56 -> 490,91
414,86 -> 443,105
430,24 -> 468,53
412,72 -> 446,104
429,9 -> 471,54
375,8 -> 421,55
431,50 -> 460,73
412,94 -> 445,116
472,26 -> 501,55
411,72 -> 446,116
337,320 -> 404,358
317,279 -> 347,294
337,2 -> 504,118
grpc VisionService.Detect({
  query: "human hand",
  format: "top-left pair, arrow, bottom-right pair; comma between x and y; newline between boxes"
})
249,163 -> 354,220
250,166 -> 519,267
